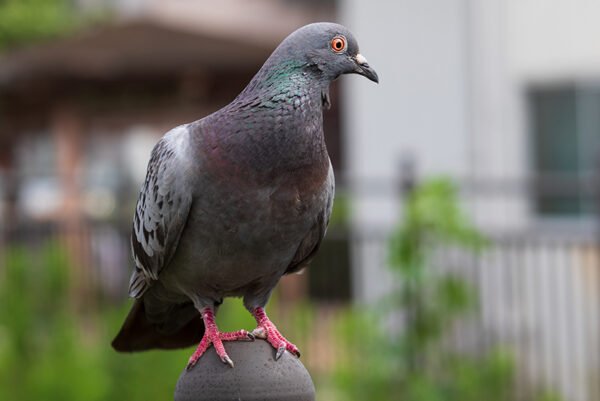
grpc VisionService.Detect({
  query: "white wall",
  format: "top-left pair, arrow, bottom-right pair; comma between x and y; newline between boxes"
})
339,0 -> 469,302
508,0 -> 600,83
465,0 -> 530,230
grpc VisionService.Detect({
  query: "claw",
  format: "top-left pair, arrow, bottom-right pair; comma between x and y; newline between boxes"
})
222,355 -> 235,368
275,346 -> 286,360
186,357 -> 199,371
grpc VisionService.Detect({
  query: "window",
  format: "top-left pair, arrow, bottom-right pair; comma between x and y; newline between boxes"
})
529,85 -> 600,217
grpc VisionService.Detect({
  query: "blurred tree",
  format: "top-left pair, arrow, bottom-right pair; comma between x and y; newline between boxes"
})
0,242 -> 193,401
332,178 -> 562,401
0,0 -> 77,50
0,238 -> 319,401
388,178 -> 487,374
0,243 -> 109,400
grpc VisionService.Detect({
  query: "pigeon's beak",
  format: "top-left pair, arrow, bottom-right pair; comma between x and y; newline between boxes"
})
353,53 -> 379,83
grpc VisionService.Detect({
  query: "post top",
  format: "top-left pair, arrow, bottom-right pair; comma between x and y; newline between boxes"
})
175,339 -> 315,401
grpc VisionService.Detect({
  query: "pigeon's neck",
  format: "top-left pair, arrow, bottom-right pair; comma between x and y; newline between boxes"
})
203,60 -> 330,177
241,59 -> 327,99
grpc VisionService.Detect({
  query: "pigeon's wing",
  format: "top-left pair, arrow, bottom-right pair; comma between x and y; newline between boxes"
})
128,126 -> 193,298
285,164 -> 335,275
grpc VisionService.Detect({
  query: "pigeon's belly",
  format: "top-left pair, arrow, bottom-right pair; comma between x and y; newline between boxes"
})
158,169 -> 332,300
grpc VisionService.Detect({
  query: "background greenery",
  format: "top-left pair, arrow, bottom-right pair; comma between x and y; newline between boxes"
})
0,0 -> 76,50
0,0 -> 111,50
329,179 -> 562,401
0,178 -> 563,400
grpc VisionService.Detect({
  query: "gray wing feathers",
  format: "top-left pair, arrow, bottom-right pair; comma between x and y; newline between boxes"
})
128,127 -> 192,298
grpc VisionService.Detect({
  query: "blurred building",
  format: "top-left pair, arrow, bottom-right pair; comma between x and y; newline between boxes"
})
341,1 -> 600,400
0,0 -> 335,225
0,0 -> 336,297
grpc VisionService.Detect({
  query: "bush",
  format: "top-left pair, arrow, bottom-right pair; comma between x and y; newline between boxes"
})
332,178 -> 560,401
0,242 -> 188,401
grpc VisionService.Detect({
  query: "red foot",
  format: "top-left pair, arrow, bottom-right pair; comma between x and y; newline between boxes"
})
187,307 -> 254,370
251,307 -> 300,360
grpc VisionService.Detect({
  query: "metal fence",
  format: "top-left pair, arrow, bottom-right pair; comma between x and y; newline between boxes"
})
437,233 -> 600,401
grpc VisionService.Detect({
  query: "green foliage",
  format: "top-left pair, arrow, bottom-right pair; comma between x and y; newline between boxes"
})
332,308 -> 393,401
0,179 -> 565,401
0,243 -> 106,400
388,178 -> 485,370
0,0 -> 78,50
0,0 -> 111,51
329,191 -> 351,228
214,297 -> 256,333
389,178 -> 487,273
0,243 -> 189,401
0,240 -> 318,401
332,177 -> 560,401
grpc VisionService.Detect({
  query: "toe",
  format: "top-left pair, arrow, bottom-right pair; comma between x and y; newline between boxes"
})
221,354 -> 235,368
287,343 -> 301,358
251,327 -> 267,339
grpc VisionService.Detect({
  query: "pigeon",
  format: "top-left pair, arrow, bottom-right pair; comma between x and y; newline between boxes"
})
112,22 -> 378,369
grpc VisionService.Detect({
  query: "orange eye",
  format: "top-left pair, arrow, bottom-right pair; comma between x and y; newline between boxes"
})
331,36 -> 347,53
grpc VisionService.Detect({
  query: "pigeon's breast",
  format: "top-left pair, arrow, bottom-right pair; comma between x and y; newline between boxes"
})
155,99 -> 332,298
190,153 -> 331,252
161,151 -> 332,299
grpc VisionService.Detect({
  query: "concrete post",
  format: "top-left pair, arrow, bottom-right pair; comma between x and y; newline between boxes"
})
175,340 -> 315,401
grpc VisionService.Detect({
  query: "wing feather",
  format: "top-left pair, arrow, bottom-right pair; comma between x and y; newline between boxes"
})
128,126 -> 192,298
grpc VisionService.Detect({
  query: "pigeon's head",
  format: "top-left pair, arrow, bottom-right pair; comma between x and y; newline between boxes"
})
273,22 -> 379,84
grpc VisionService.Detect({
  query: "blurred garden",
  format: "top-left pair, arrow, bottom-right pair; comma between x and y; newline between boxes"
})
0,176 -> 563,400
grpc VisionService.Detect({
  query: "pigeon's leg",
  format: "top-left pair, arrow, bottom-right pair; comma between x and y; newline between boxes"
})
250,307 -> 301,360
187,306 -> 254,370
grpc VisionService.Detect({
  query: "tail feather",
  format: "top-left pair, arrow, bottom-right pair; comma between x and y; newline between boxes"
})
112,299 -> 204,352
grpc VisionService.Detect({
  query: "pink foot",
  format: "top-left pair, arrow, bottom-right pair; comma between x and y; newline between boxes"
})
251,307 -> 300,360
187,307 -> 254,370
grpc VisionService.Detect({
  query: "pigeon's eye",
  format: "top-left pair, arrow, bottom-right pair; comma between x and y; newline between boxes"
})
330,36 -> 347,53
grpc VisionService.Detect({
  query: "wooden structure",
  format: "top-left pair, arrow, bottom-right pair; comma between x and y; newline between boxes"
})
0,7 -> 340,305
0,10 -> 341,228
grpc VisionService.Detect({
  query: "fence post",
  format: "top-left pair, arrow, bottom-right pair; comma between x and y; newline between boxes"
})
396,154 -> 423,373
174,340 -> 315,401
596,153 -> 600,241
398,153 -> 417,197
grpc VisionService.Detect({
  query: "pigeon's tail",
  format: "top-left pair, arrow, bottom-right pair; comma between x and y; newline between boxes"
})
112,299 -> 204,352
